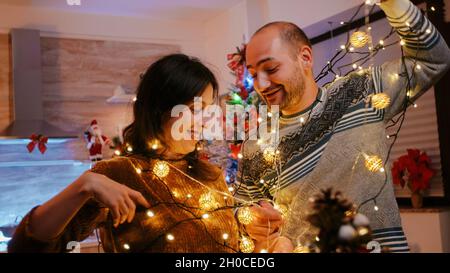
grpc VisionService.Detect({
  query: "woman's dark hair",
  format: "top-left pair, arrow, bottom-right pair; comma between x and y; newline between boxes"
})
123,54 -> 219,180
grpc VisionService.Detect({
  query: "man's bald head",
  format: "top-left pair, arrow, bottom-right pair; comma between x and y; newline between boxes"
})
252,21 -> 311,58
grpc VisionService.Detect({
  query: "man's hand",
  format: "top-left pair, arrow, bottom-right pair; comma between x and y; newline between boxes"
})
244,201 -> 283,242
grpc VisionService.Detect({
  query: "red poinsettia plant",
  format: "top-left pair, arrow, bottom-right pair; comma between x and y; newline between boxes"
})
391,149 -> 435,193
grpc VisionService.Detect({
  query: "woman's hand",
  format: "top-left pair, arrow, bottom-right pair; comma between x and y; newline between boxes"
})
79,171 -> 150,227
244,201 -> 283,242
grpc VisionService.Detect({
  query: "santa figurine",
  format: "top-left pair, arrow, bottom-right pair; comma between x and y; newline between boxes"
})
84,120 -> 110,162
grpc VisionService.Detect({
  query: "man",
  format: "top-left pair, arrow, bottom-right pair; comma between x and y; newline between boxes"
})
236,0 -> 450,252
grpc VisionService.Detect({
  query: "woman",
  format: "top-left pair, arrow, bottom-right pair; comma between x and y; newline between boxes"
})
7,54 -> 241,253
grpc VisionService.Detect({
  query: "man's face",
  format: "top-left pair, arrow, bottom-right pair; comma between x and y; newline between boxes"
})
246,28 -> 307,111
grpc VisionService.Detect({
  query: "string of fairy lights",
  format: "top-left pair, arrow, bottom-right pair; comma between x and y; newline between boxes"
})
103,0 -> 438,253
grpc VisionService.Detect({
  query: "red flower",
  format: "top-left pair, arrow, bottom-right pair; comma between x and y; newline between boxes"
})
391,149 -> 435,193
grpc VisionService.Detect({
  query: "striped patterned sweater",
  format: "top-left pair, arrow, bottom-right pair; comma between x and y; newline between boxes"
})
235,0 -> 450,253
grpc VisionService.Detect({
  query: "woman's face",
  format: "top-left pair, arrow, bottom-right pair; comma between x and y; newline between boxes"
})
161,84 -> 215,156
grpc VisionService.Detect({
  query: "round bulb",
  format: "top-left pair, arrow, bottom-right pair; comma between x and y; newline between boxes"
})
123,243 -> 130,250
222,233 -> 229,240
237,207 -> 254,225
364,154 -> 383,172
167,234 -> 175,241
153,160 -> 170,178
263,147 -> 276,163
240,236 -> 255,253
146,210 -> 155,217
371,93 -> 391,110
199,192 -> 218,211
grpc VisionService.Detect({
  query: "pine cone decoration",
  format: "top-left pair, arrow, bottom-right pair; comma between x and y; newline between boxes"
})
306,188 -> 373,253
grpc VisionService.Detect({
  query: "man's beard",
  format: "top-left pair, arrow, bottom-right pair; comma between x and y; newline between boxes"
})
280,66 -> 305,111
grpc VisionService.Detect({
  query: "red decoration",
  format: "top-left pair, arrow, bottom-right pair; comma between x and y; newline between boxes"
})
229,143 -> 242,159
27,134 -> 48,154
84,120 -> 111,162
391,149 -> 435,192
227,44 -> 247,88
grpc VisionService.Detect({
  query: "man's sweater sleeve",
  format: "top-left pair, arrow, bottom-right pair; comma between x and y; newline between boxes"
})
375,0 -> 450,121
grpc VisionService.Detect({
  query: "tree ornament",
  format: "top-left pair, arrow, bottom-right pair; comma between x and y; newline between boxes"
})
153,160 -> 170,178
371,93 -> 391,109
350,31 -> 370,48
237,207 -> 254,225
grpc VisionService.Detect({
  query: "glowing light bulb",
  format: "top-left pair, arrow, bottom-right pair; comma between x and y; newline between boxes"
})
202,213 -> 210,219
400,40 -> 406,46
260,249 -> 268,253
150,139 -> 160,150
350,31 -> 369,48
186,193 -> 192,199
132,97 -> 137,102
260,179 -> 265,184
237,153 -> 243,159
274,203 -> 289,218
358,227 -> 369,236
349,47 -> 355,52
127,146 -> 133,152
263,147 -> 276,163
114,150 -> 121,156
315,236 -> 320,242
300,117 -> 305,124
426,29 -> 431,34
237,207 -> 254,225
135,168 -> 142,174
257,139 -> 263,145
379,40 -> 384,45
228,186 -> 234,192
267,112 -> 273,118
371,93 -> 391,110
146,210 -> 155,217
414,103 -> 418,108
123,243 -> 130,250
430,6 -> 436,11
257,117 -> 263,123
416,64 -> 421,70
340,45 -> 346,50
222,233 -> 229,240
199,192 -> 218,211
167,234 -> 175,241
353,64 -> 358,69
240,236 -> 255,253
364,154 -> 383,172
374,205 -> 379,211
153,160 -> 170,178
